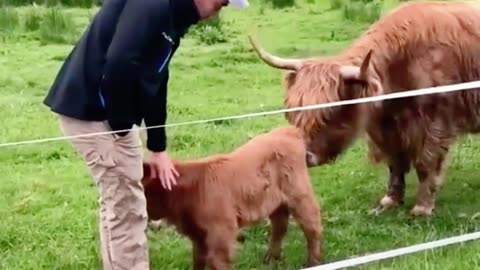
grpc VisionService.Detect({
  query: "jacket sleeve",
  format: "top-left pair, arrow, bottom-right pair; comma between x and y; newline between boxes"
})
100,0 -> 169,135
143,68 -> 169,152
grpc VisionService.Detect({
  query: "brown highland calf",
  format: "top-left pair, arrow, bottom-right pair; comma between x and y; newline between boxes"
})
142,125 -> 323,270
248,1 -> 480,217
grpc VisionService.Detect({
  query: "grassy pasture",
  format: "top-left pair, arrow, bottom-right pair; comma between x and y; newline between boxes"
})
2,0 -> 480,269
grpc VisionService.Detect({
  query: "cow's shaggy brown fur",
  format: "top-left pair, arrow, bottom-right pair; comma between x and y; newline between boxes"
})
142,126 -> 323,269
248,1 -> 480,217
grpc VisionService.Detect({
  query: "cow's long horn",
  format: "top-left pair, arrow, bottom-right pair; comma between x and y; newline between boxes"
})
248,34 -> 303,71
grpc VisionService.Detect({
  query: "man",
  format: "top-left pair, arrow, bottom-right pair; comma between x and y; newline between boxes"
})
43,0 -> 249,268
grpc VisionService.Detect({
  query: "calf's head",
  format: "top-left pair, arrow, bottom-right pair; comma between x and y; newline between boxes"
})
142,162 -> 168,220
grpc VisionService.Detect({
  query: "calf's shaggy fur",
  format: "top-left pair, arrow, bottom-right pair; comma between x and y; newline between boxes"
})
142,126 -> 323,270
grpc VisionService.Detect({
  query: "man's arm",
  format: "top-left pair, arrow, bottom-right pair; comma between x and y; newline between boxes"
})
100,0 -> 169,134
144,69 -> 169,152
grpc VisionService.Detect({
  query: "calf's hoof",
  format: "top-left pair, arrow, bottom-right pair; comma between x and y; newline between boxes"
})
236,233 -> 246,243
410,205 -> 434,217
148,220 -> 166,231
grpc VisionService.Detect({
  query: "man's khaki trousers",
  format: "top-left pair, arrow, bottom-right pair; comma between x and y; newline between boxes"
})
59,114 -> 150,270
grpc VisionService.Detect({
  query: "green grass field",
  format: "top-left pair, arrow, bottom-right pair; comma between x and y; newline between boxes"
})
2,0 -> 480,269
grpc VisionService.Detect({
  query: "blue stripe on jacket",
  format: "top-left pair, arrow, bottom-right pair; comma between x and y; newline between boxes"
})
98,35 -> 173,109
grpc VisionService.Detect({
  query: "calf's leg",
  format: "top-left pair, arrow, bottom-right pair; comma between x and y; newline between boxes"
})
192,240 -> 207,270
288,190 -> 323,267
205,224 -> 238,270
264,205 -> 290,264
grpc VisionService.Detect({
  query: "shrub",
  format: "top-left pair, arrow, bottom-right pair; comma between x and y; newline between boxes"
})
265,0 -> 296,9
258,4 -> 265,15
59,0 -> 94,8
39,8 -> 77,44
189,15 -> 229,45
0,6 -> 20,34
24,9 -> 42,31
0,0 -> 97,7
0,0 -> 29,5
329,0 -> 344,10
196,25 -> 228,45
342,0 -> 361,21
363,0 -> 381,22
342,0 -> 381,23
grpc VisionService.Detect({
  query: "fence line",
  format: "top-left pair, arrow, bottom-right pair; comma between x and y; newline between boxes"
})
2,80 -> 480,148
3,79 -> 480,268
302,231 -> 480,270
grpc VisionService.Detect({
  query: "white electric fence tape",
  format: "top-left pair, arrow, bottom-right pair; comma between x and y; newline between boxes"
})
302,231 -> 480,270
1,80 -> 480,148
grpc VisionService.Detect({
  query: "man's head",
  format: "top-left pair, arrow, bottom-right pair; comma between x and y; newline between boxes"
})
193,0 -> 249,20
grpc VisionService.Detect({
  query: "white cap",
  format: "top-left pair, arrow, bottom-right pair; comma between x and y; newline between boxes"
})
228,0 -> 249,8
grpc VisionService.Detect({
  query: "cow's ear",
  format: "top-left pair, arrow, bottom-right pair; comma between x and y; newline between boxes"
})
359,50 -> 373,80
339,49 -> 374,82
284,71 -> 298,90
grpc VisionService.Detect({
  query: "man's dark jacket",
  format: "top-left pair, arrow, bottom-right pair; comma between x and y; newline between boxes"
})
43,0 -> 200,152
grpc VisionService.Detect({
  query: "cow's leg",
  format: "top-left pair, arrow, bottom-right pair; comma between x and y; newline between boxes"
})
366,122 -> 411,215
411,151 -> 448,217
370,155 -> 410,215
264,204 -> 290,264
205,224 -> 237,270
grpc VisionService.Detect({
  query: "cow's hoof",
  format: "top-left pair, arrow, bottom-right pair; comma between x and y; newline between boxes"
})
303,259 -> 322,268
380,195 -> 402,209
410,205 -> 434,217
368,195 -> 401,216
263,251 -> 281,264
368,206 -> 385,216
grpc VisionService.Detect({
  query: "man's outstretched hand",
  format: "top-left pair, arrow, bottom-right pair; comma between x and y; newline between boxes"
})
148,151 -> 179,190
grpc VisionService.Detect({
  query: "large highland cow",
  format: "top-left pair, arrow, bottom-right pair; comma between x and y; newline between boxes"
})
249,1 -> 480,217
